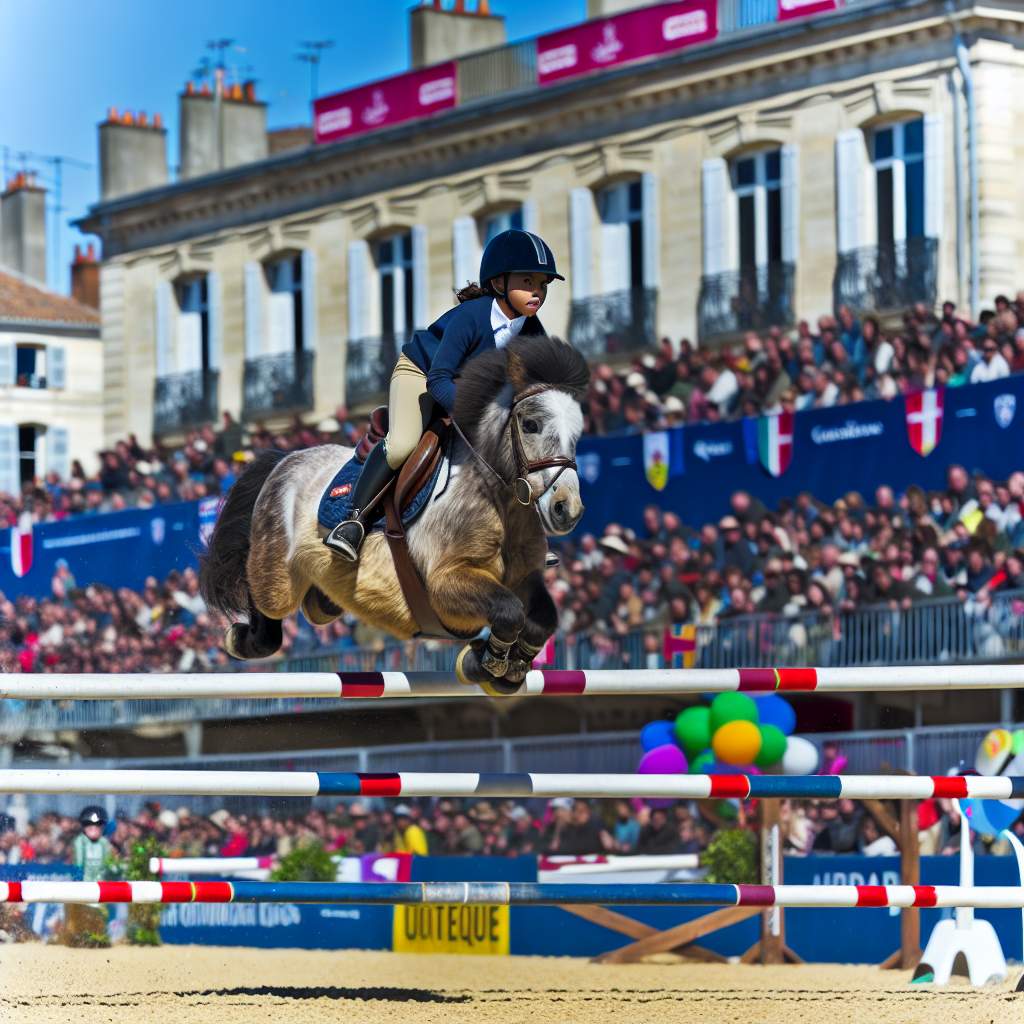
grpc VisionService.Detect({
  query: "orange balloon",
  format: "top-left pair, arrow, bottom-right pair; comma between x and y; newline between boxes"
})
712,720 -> 763,766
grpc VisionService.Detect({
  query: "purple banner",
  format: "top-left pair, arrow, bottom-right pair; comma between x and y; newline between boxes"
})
314,63 -> 457,145
776,0 -> 839,21
536,0 -> 718,86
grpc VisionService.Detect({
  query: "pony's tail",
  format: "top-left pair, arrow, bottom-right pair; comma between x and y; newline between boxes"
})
199,449 -> 287,616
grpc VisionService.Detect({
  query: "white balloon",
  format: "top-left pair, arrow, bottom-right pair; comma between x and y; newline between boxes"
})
781,735 -> 820,775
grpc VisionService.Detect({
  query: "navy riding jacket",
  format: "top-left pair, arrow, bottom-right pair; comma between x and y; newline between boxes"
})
401,296 -> 546,413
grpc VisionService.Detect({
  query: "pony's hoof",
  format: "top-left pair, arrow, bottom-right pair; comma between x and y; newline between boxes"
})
301,587 -> 342,626
455,643 -> 522,697
504,660 -> 530,686
223,624 -> 245,660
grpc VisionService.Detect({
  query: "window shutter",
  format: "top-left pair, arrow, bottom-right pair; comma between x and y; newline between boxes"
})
835,130 -> 863,255
701,158 -> 729,276
0,424 -> 17,496
924,113 -> 944,242
155,280 -> 172,376
47,344 -> 66,389
452,216 -> 480,291
207,271 -> 222,370
244,262 -> 263,359
411,225 -> 428,329
266,262 -> 295,355
300,249 -> 318,352
780,144 -> 800,265
521,199 -> 538,235
641,172 -> 659,289
0,343 -> 14,387
569,187 -> 593,301
47,426 -> 70,479
600,186 -> 630,294
347,240 -> 369,340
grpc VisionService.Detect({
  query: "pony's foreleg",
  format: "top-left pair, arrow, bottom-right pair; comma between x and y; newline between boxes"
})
433,566 -> 525,694
503,571 -> 559,685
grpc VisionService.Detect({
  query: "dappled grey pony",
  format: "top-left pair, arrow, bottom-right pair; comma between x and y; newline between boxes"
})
199,336 -> 588,695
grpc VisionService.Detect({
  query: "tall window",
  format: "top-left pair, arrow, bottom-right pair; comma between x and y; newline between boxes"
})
873,119 -> 925,246
481,207 -> 523,244
175,276 -> 210,372
18,425 -> 37,484
598,180 -> 644,291
265,255 -> 304,355
377,232 -> 415,338
16,345 -> 43,388
734,150 -> 783,269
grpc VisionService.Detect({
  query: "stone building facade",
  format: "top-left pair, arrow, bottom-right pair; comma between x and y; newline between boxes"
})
77,0 -> 1024,446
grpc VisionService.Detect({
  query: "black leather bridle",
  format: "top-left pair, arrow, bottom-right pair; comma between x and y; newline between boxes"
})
451,383 -> 579,507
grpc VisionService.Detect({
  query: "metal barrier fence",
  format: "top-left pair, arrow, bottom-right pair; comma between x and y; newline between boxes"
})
4,722 -> 1007,820
3,591 -> 1022,736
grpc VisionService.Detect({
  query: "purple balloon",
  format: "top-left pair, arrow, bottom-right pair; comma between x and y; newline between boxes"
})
638,743 -> 688,775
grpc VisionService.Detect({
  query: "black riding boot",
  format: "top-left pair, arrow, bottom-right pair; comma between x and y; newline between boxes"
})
324,443 -> 397,562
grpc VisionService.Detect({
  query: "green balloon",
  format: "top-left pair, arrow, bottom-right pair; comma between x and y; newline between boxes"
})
674,706 -> 711,760
755,724 -> 788,767
709,692 -> 759,734
690,750 -> 716,774
1013,730 -> 1024,757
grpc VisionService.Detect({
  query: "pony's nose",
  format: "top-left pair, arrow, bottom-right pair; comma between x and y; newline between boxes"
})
553,497 -> 583,530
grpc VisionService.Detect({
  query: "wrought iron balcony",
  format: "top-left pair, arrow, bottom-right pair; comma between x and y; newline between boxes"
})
568,287 -> 658,361
833,237 -> 938,314
698,262 -> 796,341
242,350 -> 315,420
153,369 -> 219,435
345,333 -> 400,407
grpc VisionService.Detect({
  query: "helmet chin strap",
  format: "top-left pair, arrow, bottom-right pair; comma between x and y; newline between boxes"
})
492,274 -> 530,318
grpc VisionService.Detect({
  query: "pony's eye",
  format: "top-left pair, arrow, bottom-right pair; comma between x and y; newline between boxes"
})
522,418 -> 540,435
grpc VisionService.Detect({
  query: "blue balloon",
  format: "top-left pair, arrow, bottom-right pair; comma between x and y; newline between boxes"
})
755,694 -> 797,736
640,720 -> 678,753
962,797 -> 1022,838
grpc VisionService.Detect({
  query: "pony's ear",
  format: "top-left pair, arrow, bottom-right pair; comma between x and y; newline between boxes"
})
506,347 -> 530,392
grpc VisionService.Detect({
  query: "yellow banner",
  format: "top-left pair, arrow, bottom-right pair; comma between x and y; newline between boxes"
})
392,904 -> 510,955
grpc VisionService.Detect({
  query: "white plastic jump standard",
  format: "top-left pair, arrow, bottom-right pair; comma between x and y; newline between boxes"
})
7,665 -> 1024,701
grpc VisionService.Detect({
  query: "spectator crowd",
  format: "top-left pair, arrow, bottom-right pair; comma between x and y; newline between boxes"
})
4,293 -> 1024,526
2,790 -> 1019,868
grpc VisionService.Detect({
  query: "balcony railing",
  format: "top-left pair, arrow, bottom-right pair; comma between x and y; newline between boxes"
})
568,287 -> 657,361
833,236 -> 938,313
345,333 -> 399,407
153,369 -> 219,435
242,350 -> 315,420
698,262 -> 796,340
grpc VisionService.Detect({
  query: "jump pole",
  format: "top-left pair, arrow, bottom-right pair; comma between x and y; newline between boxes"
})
0,770 -> 1018,800
6,880 -> 1024,908
8,665 -> 1024,700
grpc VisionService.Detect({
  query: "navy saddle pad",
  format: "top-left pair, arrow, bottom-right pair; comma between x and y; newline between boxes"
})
317,455 -> 445,533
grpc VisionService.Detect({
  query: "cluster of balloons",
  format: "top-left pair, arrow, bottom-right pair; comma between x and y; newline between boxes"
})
638,692 -> 821,778
962,727 -> 1024,838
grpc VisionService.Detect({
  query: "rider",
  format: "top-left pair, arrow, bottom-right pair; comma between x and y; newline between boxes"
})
325,228 -> 563,561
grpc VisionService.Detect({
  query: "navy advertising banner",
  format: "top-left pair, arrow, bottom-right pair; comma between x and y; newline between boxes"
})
4,377 -> 1024,598
0,497 -> 219,600
576,376 -> 1024,535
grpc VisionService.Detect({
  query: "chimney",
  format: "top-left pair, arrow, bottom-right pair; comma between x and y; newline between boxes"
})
0,173 -> 47,284
70,243 -> 100,309
179,79 -> 268,180
410,0 -> 506,69
99,108 -> 168,200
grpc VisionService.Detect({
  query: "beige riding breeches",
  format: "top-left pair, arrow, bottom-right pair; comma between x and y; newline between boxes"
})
384,355 -> 435,470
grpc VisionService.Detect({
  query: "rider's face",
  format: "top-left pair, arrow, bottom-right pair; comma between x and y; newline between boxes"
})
493,272 -> 549,317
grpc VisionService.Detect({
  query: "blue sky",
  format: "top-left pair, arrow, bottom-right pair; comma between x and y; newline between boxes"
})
0,0 -> 584,294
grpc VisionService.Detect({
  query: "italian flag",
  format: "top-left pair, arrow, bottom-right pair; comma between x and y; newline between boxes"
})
757,411 -> 794,477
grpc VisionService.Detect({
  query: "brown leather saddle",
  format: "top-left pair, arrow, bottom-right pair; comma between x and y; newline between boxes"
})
358,407 -> 465,641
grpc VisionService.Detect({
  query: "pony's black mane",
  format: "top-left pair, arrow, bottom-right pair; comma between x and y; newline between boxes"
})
452,335 -> 590,432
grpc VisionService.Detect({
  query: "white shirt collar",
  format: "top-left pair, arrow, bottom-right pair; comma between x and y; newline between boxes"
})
491,298 -> 527,342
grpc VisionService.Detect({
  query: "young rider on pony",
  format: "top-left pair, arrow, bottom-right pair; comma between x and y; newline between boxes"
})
324,228 -> 563,562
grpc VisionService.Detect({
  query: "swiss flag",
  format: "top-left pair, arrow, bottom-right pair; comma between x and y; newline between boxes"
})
905,388 -> 944,457
10,512 -> 33,579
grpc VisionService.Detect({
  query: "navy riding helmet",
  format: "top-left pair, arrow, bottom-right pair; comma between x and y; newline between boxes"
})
479,229 -> 565,286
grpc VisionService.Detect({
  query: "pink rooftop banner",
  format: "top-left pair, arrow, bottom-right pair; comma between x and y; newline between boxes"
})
536,0 -> 718,87
776,0 -> 839,21
314,62 -> 457,145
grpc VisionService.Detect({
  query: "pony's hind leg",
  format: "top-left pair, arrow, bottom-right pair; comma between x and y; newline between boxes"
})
224,603 -> 284,660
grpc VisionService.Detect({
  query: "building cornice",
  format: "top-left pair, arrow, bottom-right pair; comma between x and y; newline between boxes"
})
78,0 -> 1021,258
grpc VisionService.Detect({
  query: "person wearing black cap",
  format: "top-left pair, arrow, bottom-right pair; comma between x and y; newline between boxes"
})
66,806 -> 112,946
